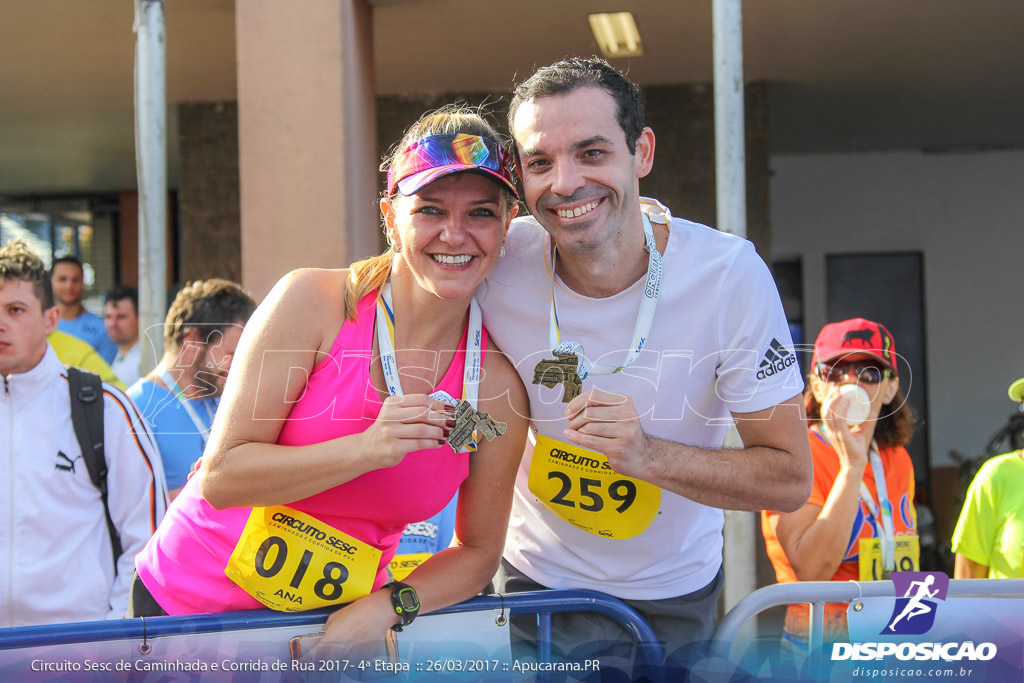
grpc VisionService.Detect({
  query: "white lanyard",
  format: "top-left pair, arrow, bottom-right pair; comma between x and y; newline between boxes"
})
859,441 -> 897,572
158,366 -> 216,445
374,280 -> 483,450
546,203 -> 665,380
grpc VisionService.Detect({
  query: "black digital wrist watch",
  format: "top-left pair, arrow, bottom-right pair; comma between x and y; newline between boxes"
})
384,581 -> 420,631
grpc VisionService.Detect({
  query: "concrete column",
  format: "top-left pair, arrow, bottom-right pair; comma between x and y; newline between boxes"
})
135,0 -> 168,374
712,0 -> 747,239
236,0 -> 378,301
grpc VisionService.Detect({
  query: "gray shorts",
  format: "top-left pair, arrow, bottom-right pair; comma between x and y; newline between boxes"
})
491,558 -> 723,673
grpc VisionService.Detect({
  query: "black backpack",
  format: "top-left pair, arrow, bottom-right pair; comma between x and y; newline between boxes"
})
67,367 -> 123,571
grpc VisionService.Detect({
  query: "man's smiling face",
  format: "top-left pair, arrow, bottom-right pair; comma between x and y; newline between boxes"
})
512,86 -> 654,256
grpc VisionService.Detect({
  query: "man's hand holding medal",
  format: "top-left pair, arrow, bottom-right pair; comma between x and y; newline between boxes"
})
563,387 -> 653,480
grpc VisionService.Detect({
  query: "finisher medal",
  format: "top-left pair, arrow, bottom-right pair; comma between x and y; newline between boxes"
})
532,349 -> 584,403
536,206 -> 666,403
376,280 -> 486,452
446,400 -> 507,452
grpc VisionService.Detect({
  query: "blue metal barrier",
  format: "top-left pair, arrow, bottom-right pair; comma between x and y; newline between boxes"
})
0,589 -> 664,681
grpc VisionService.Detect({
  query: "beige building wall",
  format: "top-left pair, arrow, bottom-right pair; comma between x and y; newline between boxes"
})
236,0 -> 379,301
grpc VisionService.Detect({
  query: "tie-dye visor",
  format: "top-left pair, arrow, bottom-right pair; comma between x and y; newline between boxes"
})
387,133 -> 518,199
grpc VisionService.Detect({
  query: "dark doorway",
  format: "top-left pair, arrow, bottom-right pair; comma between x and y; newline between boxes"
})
826,252 -> 930,498
773,258 -> 806,377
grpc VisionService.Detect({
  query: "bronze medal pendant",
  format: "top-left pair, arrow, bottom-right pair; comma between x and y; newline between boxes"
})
446,400 -> 507,452
532,350 -> 583,403
376,282 -> 489,452
539,212 -> 663,404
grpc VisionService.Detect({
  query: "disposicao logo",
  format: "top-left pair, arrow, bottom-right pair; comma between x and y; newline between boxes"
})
831,572 -> 997,662
884,571 -> 948,635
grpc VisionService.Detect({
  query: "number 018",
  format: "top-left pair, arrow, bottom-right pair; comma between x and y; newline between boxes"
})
254,536 -> 349,601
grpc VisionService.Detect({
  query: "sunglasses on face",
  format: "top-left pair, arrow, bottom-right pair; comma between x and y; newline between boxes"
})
816,361 -> 892,385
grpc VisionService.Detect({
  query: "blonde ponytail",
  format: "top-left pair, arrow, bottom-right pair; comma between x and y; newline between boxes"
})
344,249 -> 394,321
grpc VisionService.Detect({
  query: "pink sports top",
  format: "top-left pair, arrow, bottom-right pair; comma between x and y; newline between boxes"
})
136,292 -> 482,614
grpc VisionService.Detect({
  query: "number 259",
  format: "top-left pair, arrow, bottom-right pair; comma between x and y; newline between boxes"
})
548,472 -> 636,512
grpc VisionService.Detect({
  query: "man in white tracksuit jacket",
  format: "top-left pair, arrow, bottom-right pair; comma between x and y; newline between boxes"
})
0,240 -> 167,627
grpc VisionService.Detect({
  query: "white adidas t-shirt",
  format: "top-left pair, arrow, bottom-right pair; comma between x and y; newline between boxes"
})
477,199 -> 802,600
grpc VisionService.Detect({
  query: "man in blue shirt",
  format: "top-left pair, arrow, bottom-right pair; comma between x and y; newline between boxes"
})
51,256 -> 118,364
127,279 -> 255,499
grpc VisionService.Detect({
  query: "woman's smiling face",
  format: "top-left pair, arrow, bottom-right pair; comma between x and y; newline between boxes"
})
382,172 -> 516,302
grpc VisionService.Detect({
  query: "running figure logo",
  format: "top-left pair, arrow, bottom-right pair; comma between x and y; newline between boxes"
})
883,571 -> 949,635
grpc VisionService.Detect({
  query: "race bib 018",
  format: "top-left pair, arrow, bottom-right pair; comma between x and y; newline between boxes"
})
528,435 -> 660,540
225,506 -> 381,612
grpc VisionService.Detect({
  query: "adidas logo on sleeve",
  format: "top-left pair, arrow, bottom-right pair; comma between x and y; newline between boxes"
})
756,338 -> 797,380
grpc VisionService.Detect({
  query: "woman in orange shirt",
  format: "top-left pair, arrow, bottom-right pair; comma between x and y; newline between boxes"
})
761,318 -> 919,648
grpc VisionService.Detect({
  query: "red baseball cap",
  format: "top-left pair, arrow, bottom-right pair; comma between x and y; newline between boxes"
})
812,318 -> 898,376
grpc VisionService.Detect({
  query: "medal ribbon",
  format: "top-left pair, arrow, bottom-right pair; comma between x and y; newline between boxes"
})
859,441 -> 897,573
158,366 -> 217,445
547,203 -> 666,380
375,280 -> 483,451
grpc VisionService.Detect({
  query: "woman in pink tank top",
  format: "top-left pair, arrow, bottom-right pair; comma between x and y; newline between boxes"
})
131,107 -> 529,654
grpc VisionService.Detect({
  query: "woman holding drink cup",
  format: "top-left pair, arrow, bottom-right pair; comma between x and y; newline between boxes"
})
761,318 -> 919,647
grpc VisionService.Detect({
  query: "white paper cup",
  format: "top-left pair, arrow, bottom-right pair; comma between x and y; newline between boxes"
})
838,384 -> 872,426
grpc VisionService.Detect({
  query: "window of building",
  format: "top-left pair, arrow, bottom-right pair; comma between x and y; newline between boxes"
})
0,196 -> 119,314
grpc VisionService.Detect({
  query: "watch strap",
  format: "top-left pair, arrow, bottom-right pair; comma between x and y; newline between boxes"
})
383,581 -> 419,632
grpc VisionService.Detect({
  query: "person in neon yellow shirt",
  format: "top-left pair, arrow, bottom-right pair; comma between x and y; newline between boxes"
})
47,329 -> 126,390
951,377 -> 1024,579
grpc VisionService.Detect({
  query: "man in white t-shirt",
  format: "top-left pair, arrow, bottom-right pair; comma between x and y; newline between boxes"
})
104,285 -> 141,387
477,57 -> 812,668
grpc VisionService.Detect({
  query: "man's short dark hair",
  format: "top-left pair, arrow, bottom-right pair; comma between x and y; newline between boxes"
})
164,279 -> 256,349
508,56 -> 647,154
0,240 -> 55,309
51,255 -> 84,274
104,285 -> 138,314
